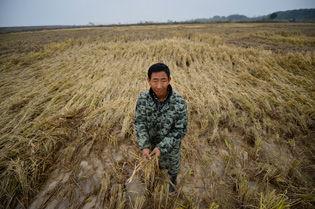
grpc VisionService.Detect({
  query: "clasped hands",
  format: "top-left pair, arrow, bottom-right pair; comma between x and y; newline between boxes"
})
142,147 -> 161,160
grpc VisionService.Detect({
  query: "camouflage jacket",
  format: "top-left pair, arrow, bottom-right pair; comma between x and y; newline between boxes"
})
134,85 -> 187,174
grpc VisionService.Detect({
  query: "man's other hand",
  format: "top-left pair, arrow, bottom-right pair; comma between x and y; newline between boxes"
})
142,148 -> 151,160
150,147 -> 161,158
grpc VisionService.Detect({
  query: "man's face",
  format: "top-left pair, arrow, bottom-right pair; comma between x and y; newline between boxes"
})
147,71 -> 171,100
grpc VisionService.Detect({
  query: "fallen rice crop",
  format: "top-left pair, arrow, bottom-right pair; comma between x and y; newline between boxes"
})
0,23 -> 314,208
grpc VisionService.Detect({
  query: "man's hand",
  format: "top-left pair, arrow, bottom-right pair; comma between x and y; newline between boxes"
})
142,147 -> 161,160
150,147 -> 161,158
142,148 -> 151,160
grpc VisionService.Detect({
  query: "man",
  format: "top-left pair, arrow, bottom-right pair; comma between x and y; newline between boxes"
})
134,63 -> 188,192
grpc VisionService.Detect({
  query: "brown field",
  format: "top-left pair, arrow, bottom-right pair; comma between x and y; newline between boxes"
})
0,23 -> 315,209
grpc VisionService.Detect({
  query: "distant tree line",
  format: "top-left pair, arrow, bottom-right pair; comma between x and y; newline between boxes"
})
187,8 -> 315,23
269,13 -> 277,20
2,8 -> 314,34
272,9 -> 315,20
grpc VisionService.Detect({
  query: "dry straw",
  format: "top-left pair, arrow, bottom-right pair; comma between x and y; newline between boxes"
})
0,23 -> 314,208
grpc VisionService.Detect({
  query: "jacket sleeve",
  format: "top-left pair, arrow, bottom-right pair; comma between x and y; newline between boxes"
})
156,100 -> 187,154
134,95 -> 151,150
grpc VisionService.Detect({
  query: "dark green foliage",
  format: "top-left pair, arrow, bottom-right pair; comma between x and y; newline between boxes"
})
270,13 -> 278,20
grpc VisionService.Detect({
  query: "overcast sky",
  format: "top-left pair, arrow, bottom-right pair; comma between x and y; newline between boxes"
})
0,0 -> 314,27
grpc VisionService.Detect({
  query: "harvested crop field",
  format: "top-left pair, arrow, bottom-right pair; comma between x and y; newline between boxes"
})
0,23 -> 315,208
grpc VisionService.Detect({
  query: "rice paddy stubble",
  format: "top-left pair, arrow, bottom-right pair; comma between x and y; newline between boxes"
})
0,23 -> 314,208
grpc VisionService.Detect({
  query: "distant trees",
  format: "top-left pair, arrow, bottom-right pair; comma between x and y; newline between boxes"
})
270,13 -> 278,20
227,14 -> 249,20
273,9 -> 315,21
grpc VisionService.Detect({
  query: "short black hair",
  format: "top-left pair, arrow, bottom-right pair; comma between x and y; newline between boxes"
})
148,63 -> 170,80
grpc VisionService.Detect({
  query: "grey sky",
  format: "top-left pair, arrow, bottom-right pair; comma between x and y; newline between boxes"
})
0,0 -> 314,27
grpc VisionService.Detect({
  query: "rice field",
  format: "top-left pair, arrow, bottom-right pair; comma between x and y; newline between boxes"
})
0,23 -> 314,208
